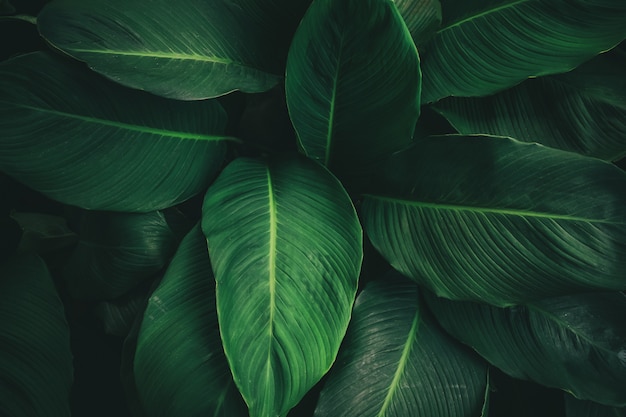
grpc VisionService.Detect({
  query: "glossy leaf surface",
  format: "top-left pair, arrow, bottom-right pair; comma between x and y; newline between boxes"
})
363,135 -> 626,306
63,209 -> 189,299
0,256 -> 73,417
0,52 -> 229,211
425,291 -> 626,407
395,0 -> 442,45
433,48 -> 626,161
286,0 -> 420,177
315,274 -> 489,417
420,0 -> 626,102
202,155 -> 362,417
37,0 -> 311,99
134,226 -> 247,417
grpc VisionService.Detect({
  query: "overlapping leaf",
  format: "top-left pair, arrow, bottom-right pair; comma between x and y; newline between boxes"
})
425,291 -> 626,407
63,209 -> 189,299
420,0 -> 626,102
0,52 -> 229,212
362,135 -> 626,306
285,0 -> 421,178
202,155 -> 362,417
315,273 -> 489,417
133,225 -> 247,417
38,0 -> 311,99
395,0 -> 442,45
0,256 -> 73,416
433,48 -> 626,161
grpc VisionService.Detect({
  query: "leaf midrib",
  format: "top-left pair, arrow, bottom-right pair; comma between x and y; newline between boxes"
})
437,0 -> 531,34
70,48 -> 236,65
376,308 -> 420,417
4,101 -> 232,141
264,166 -> 278,393
364,195 -> 625,225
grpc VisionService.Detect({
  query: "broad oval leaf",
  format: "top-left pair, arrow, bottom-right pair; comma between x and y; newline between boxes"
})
0,52 -> 229,212
63,209 -> 190,299
315,273 -> 489,417
425,291 -> 626,407
202,155 -> 363,417
565,394 -> 626,417
432,48 -> 626,161
37,0 -> 310,99
362,135 -> 626,306
421,0 -> 626,103
133,225 -> 247,417
0,256 -> 73,417
285,0 -> 421,177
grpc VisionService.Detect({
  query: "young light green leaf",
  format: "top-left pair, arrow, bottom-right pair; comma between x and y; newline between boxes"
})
421,0 -> 626,102
363,135 -> 626,306
433,48 -> 626,161
202,155 -> 362,417
38,0 -> 311,99
425,291 -> 626,407
0,256 -> 73,417
133,225 -> 248,417
0,52 -> 229,212
285,0 -> 420,178
315,273 -> 489,417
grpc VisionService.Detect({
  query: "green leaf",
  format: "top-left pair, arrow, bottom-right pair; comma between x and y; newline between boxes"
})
134,225 -> 247,417
285,0 -> 421,177
93,281 -> 151,338
565,394 -> 626,417
0,256 -> 73,416
202,155 -> 362,417
63,209 -> 189,299
10,212 -> 77,256
425,291 -> 626,407
362,135 -> 626,306
37,0 -> 310,99
395,0 -> 442,46
314,273 -> 489,417
0,52 -> 229,212
420,0 -> 626,103
432,48 -> 626,161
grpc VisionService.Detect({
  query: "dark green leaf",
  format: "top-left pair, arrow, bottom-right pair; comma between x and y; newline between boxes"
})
315,273 -> 489,417
363,135 -> 626,306
0,255 -> 73,416
63,209 -> 189,299
94,280 -> 153,338
10,212 -> 77,256
133,225 -> 247,417
565,394 -> 626,417
202,155 -> 362,417
395,0 -> 442,45
425,291 -> 626,407
433,48 -> 626,161
37,0 -> 311,99
285,0 -> 420,177
0,52 -> 230,212
421,0 -> 626,102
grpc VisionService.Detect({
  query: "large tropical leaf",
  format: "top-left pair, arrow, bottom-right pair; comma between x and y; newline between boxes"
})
38,0 -> 311,99
202,155 -> 362,417
395,0 -> 442,46
425,291 -> 626,407
314,273 -> 489,417
133,225 -> 247,417
362,135 -> 626,306
432,48 -> 626,161
0,255 -> 73,416
420,0 -> 626,103
565,395 -> 626,417
63,209 -> 189,299
285,0 -> 421,178
0,52 -> 230,212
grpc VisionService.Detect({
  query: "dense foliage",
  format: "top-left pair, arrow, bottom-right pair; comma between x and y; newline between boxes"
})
1,0 -> 626,416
